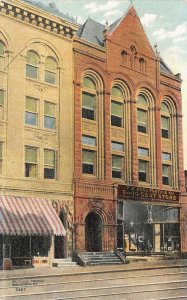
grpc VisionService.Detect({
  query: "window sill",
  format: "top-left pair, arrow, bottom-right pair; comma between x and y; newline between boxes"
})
25,77 -> 58,88
24,125 -> 57,134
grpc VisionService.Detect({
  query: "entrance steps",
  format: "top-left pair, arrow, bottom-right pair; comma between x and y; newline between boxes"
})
75,251 -> 126,266
52,258 -> 79,268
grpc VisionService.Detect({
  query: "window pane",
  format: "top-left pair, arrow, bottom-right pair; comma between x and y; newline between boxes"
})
161,103 -> 169,113
138,147 -> 149,156
26,51 -> 38,65
111,101 -> 123,117
25,147 -> 37,163
82,150 -> 94,163
82,93 -> 95,109
0,90 -> 4,105
112,155 -> 122,169
111,142 -> 124,151
45,57 -> 57,72
83,77 -> 96,90
26,97 -> 37,112
112,87 -> 123,98
161,116 -> 169,129
162,164 -> 170,176
162,152 -> 171,161
44,167 -> 55,179
0,106 -> 4,120
25,112 -> 37,126
44,149 -> 55,166
138,109 -> 147,124
139,160 -> 147,171
82,135 -> 96,146
26,65 -> 38,79
138,95 -> 147,106
44,102 -> 55,116
25,163 -> 37,178
45,71 -> 56,84
44,116 -> 55,129
0,41 -> 5,55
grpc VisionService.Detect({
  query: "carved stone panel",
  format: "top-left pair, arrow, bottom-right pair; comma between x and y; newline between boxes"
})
82,121 -> 97,133
25,128 -> 58,146
138,133 -> 149,145
162,140 -> 172,152
111,128 -> 124,140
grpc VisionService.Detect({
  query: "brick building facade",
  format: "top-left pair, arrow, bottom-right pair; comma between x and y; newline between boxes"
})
74,6 -> 187,256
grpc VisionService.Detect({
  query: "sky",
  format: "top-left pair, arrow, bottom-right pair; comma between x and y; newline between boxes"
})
39,0 -> 187,169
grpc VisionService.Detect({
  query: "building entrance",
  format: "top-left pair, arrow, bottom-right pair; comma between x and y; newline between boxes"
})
85,212 -> 102,252
55,210 -> 67,258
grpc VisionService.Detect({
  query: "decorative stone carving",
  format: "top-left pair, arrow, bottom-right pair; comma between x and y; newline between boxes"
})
34,84 -> 49,93
138,134 -> 149,145
111,128 -> 124,139
82,122 -> 97,133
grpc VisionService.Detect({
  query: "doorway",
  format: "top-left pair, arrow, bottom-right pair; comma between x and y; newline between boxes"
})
85,212 -> 102,252
55,210 -> 67,258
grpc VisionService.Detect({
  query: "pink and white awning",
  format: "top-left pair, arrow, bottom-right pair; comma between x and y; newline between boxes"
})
0,196 -> 66,236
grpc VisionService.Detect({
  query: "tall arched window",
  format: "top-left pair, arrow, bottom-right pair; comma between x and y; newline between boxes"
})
82,77 -> 96,121
111,86 -> 124,127
45,56 -> 57,84
26,51 -> 39,79
137,91 -> 156,186
161,98 -> 178,188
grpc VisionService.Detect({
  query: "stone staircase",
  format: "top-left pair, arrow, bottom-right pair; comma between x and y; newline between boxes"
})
52,258 -> 79,268
75,251 -> 125,266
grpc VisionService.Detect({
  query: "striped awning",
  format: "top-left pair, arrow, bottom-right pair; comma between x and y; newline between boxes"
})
0,196 -> 66,236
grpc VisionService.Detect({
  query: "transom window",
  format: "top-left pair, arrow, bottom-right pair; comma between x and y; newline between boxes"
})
0,90 -> 5,120
82,135 -> 96,146
138,160 -> 148,182
162,152 -> 171,161
138,147 -> 149,157
45,57 -> 57,84
25,146 -> 38,178
111,141 -> 124,152
25,97 -> 38,126
26,51 -> 39,79
44,149 -> 56,179
82,149 -> 96,175
44,101 -> 56,130
112,155 -> 123,179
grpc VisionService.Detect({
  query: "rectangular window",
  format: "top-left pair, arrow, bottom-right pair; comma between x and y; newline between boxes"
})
25,146 -> 37,178
0,142 -> 2,174
45,71 -> 56,85
162,152 -> 171,161
44,149 -> 56,179
82,135 -> 96,146
82,92 -> 95,120
0,90 -> 4,120
118,201 -> 124,219
26,65 -> 38,79
82,149 -> 96,175
138,147 -> 149,157
111,101 -> 123,127
44,101 -> 56,130
111,141 -> 124,152
112,155 -> 123,178
161,116 -> 169,138
162,164 -> 171,185
137,109 -> 147,133
25,97 -> 38,126
138,160 -> 148,182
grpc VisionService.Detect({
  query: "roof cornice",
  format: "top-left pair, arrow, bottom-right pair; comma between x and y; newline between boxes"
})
0,0 -> 78,39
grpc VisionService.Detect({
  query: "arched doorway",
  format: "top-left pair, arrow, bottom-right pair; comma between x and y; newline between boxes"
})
85,212 -> 102,252
55,209 -> 67,258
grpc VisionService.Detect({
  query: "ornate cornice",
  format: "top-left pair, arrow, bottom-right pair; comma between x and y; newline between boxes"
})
0,1 -> 77,39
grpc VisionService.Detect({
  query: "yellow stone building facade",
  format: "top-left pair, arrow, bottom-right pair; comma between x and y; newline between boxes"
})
0,0 -> 77,267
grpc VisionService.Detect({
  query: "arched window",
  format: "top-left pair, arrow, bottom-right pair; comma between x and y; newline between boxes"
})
26,51 -> 39,79
161,98 -> 177,187
82,77 -> 96,120
161,102 -> 170,138
111,86 -> 124,127
0,41 -> 5,56
137,94 -> 148,133
45,56 -> 57,84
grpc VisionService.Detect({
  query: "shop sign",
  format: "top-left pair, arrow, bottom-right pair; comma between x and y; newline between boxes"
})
118,185 -> 180,202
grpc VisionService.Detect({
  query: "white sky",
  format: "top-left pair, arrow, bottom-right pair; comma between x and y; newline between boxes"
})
40,0 -> 187,169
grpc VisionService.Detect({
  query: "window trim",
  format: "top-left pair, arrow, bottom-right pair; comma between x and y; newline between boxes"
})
25,146 -> 38,178
44,148 -> 56,179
